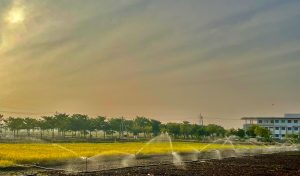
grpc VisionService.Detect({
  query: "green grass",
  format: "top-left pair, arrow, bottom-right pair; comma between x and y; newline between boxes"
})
0,142 -> 257,167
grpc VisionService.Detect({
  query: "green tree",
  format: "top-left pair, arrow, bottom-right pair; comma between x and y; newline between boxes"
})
37,119 -> 47,138
166,123 -> 180,138
227,128 -> 245,138
180,121 -> 192,139
286,134 -> 299,143
254,126 -> 271,141
124,119 -> 134,137
0,114 -> 4,137
206,124 -> 226,137
90,116 -> 106,138
131,122 -> 142,136
236,128 -> 246,138
53,113 -> 70,138
246,125 -> 271,141
5,117 -> 24,137
227,128 -> 237,136
109,118 -> 123,138
159,124 -> 167,133
102,120 -> 111,139
41,116 -> 56,139
191,125 -> 207,139
150,119 -> 161,136
70,114 -> 90,138
246,125 -> 259,137
23,117 -> 39,136
134,117 -> 151,138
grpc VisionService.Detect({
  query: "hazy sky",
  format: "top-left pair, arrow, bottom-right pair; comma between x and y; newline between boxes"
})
1,0 -> 300,128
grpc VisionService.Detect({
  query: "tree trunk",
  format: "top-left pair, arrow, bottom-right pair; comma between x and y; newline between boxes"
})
27,129 -> 30,137
40,130 -> 43,139
52,129 -> 54,139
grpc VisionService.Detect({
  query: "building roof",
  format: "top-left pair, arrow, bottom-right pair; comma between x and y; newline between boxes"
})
241,113 -> 300,120
241,117 -> 282,120
284,114 -> 300,118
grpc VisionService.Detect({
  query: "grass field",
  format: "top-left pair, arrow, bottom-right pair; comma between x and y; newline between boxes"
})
0,142 -> 257,167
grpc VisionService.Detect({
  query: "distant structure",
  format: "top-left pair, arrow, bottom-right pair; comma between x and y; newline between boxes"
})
199,114 -> 203,126
120,117 -> 127,139
242,113 -> 300,139
0,114 -> 3,137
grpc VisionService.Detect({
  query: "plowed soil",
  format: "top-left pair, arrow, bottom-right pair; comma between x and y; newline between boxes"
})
33,151 -> 300,176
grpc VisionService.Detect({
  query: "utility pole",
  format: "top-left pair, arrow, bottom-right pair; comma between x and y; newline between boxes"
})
0,114 -> 3,139
120,117 -> 125,139
199,114 -> 203,126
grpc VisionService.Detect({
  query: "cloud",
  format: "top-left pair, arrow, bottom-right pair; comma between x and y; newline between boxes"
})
0,0 -> 300,127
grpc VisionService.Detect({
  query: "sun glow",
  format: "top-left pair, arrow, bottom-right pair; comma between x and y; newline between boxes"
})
6,7 -> 25,24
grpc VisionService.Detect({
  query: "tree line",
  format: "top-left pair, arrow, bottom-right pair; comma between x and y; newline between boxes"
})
0,113 -> 279,141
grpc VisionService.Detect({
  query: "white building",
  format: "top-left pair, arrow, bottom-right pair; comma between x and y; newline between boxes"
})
242,113 -> 300,139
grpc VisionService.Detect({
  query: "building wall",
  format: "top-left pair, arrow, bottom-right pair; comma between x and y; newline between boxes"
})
243,118 -> 300,139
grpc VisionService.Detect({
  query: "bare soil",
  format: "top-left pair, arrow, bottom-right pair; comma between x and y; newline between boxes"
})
6,151 -> 298,176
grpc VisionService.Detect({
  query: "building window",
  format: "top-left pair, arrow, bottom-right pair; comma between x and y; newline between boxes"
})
294,127 -> 299,131
288,120 -> 292,123
258,120 -> 262,124
281,127 -> 286,130
282,134 -> 285,137
275,134 -> 279,137
275,127 -> 279,130
294,120 -> 298,123
271,120 -> 274,123
281,120 -> 285,123
288,127 -> 292,131
275,120 -> 279,123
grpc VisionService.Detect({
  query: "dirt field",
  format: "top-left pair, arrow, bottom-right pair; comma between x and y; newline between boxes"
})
2,151 -> 299,176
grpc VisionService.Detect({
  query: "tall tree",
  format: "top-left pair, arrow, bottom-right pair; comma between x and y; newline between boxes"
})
5,117 -> 24,137
23,117 -> 39,136
70,114 -> 90,138
90,116 -> 106,138
254,126 -> 271,141
53,113 -> 70,138
246,125 -> 259,137
166,123 -> 180,138
134,116 -> 151,138
227,128 -> 245,138
102,120 -> 111,139
180,121 -> 192,139
150,119 -> 161,136
109,118 -> 123,138
206,124 -> 226,137
191,125 -> 207,139
41,116 -> 56,139
0,114 -> 4,137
